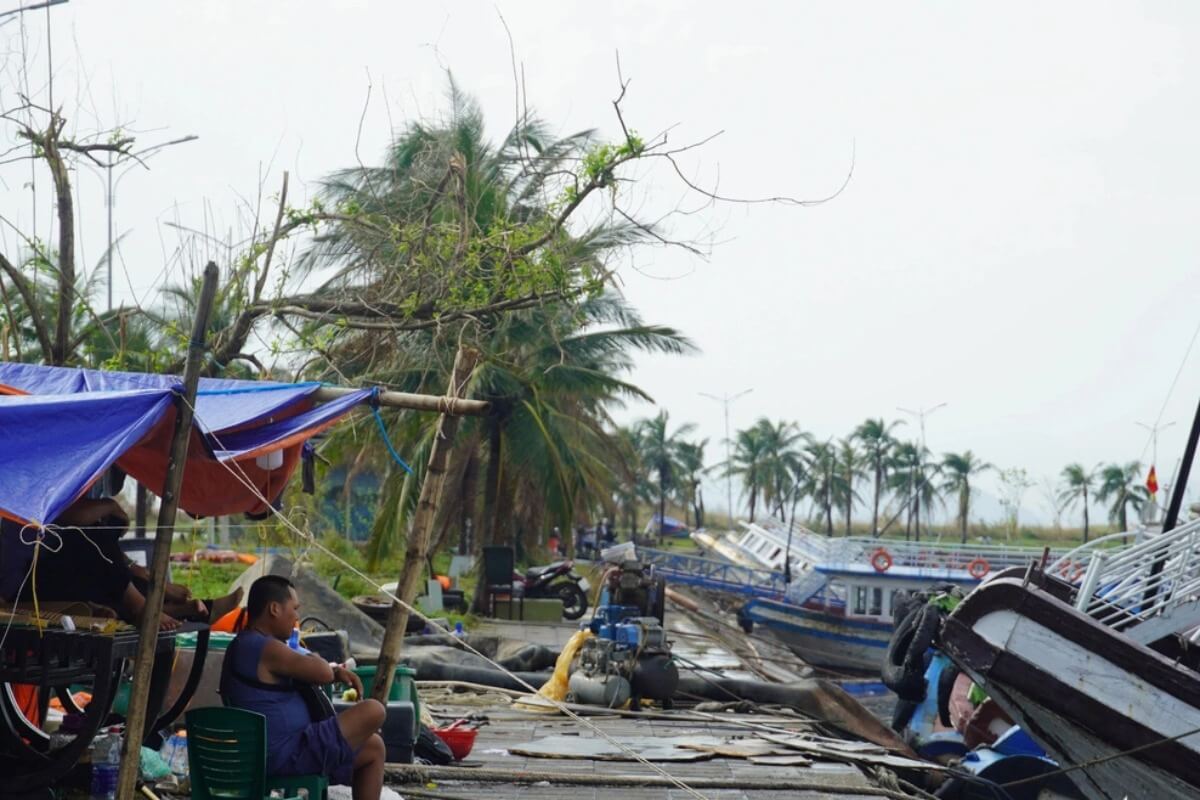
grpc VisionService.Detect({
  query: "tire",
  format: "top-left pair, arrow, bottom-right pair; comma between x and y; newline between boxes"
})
649,576 -> 666,623
937,664 -> 960,728
555,582 -> 589,620
881,605 -> 940,702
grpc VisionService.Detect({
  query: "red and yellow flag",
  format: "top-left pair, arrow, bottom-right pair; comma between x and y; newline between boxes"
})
1146,465 -> 1159,495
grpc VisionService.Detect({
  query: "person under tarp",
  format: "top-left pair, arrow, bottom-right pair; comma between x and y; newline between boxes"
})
0,496 -> 241,630
222,575 -> 385,800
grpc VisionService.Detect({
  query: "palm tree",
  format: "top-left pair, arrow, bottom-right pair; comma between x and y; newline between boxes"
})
636,411 -> 697,542
352,292 -> 694,567
728,424 -> 769,522
853,418 -> 904,537
888,442 -> 940,541
754,419 -> 809,521
1096,462 -> 1149,532
295,83 -> 693,563
804,440 -> 838,536
942,451 -> 992,543
674,439 -> 709,529
1058,463 -> 1099,542
836,439 -> 864,536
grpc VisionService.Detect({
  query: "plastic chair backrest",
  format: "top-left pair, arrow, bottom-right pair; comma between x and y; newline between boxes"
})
186,706 -> 267,800
482,546 -> 515,586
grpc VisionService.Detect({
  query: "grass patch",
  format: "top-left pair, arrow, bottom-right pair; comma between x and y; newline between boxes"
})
171,561 -> 249,598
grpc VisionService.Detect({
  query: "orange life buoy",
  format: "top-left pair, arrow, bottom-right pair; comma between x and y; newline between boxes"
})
871,548 -> 893,573
967,558 -> 990,579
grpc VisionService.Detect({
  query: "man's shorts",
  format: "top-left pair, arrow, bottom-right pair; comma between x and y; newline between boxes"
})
272,716 -> 358,785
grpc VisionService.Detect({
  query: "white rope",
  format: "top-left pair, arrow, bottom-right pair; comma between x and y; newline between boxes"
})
181,395 -> 713,800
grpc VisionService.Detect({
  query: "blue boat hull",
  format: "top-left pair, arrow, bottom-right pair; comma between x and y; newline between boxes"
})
742,597 -> 892,673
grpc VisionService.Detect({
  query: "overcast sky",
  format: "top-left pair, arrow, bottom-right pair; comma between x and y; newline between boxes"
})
2,1 -> 1198,525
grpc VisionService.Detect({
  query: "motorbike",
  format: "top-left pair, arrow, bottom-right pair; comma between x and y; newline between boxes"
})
516,560 -> 591,620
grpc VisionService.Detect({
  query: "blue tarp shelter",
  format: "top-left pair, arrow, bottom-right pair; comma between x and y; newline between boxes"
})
0,362 -> 372,527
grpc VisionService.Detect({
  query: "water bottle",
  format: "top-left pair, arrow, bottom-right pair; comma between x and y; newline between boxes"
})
90,729 -> 120,800
452,621 -> 465,639
165,731 -> 189,778
288,625 -> 311,655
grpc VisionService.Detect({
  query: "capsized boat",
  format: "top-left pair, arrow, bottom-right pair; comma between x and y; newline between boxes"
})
709,519 -> 1059,673
939,516 -> 1200,799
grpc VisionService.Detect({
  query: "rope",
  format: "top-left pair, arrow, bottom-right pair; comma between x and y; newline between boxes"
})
180,395 -> 715,800
369,388 -> 414,475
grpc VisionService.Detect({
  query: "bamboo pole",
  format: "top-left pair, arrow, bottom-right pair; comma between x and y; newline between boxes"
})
372,346 -> 481,703
312,385 -> 488,416
115,262 -> 219,800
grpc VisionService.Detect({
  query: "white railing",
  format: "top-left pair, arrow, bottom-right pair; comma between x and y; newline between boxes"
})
739,519 -> 1055,574
1052,516 -> 1200,644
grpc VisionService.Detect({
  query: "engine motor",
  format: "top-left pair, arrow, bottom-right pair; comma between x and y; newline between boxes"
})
566,560 -> 677,709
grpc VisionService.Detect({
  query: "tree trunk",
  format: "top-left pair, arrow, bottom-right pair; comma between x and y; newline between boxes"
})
872,463 -> 882,537
460,451 -> 479,554
914,491 -> 922,543
373,347 -> 480,704
658,467 -> 667,544
960,484 -> 969,544
695,486 -> 705,528
481,417 -> 501,546
748,473 -> 757,522
1083,486 -> 1090,543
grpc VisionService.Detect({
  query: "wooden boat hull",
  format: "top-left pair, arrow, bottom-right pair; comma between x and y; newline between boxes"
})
941,577 -> 1200,800
742,598 -> 891,673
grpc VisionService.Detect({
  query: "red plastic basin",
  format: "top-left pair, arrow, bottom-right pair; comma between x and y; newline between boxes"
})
433,726 -> 477,760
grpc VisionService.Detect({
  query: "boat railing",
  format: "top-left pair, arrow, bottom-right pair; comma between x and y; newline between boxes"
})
819,537 -> 1055,573
1058,516 -> 1200,643
633,546 -> 788,599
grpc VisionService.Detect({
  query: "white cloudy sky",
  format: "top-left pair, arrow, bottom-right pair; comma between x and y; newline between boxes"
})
2,1 -> 1199,524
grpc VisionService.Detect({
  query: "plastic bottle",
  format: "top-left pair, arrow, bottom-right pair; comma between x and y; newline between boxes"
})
90,728 -> 120,800
288,625 -> 311,655
452,621 -> 465,639
162,730 -> 189,779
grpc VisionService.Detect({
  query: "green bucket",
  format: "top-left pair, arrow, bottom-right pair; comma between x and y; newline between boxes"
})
352,665 -> 419,734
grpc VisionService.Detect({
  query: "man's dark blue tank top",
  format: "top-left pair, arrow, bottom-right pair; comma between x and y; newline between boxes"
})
222,630 -> 313,774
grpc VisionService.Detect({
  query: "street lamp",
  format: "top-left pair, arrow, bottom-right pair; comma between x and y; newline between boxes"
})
897,402 -> 947,541
700,388 -> 753,528
83,135 -> 198,310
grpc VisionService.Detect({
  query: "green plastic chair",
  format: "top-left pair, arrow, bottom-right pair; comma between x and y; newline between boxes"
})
186,706 -> 329,800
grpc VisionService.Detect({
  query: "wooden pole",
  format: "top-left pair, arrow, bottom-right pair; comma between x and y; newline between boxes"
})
312,385 -> 488,417
115,261 -> 219,800
372,346 -> 480,703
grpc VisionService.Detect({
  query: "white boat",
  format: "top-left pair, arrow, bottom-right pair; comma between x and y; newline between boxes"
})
705,520 -> 1057,673
940,517 -> 1200,799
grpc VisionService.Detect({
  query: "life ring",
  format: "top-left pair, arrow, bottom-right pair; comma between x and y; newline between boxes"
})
967,558 -> 990,579
871,548 -> 893,573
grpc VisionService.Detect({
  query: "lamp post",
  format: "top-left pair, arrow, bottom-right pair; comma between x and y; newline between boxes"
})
85,135 -> 198,310
897,402 -> 947,541
700,388 -> 752,528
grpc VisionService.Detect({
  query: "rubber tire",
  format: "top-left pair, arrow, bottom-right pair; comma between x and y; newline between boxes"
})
937,664 -> 960,728
649,576 -> 666,623
891,698 -> 918,733
555,582 -> 589,621
881,605 -> 940,702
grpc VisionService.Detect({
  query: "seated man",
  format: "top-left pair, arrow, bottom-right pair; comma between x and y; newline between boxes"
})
0,497 -> 241,630
222,575 -> 386,800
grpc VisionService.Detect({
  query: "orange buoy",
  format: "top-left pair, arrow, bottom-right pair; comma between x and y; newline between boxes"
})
967,558 -> 990,579
871,548 -> 893,573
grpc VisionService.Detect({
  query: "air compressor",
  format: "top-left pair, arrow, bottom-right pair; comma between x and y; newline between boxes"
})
566,559 -> 678,710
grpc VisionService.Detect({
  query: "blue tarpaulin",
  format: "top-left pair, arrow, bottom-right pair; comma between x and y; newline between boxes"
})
0,363 -> 372,526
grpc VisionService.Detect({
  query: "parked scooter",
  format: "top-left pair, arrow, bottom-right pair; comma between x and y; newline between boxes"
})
516,560 -> 591,620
